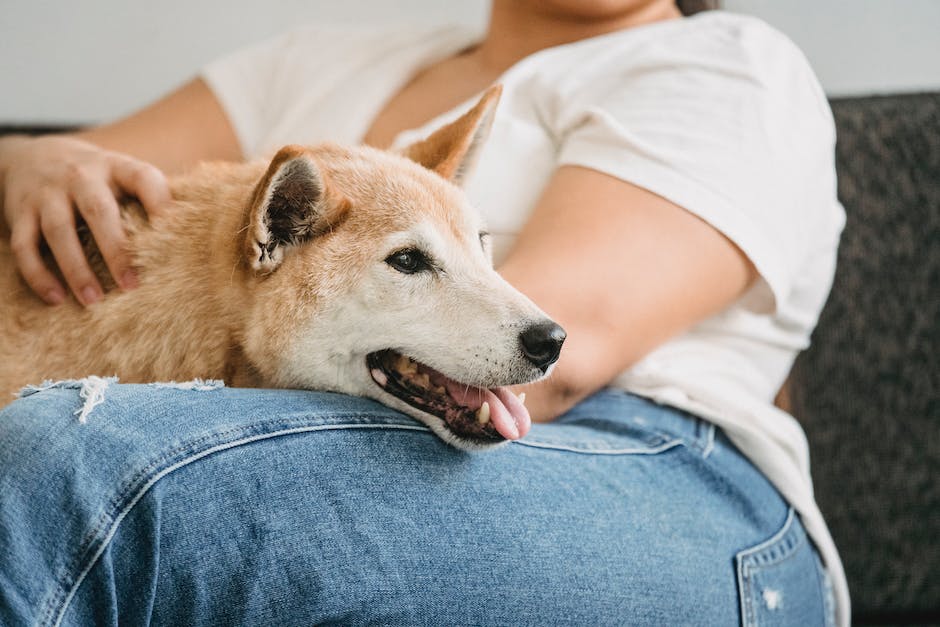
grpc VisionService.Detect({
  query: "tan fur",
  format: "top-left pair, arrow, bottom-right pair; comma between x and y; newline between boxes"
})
400,85 -> 501,185
0,88 -> 554,420
2,159 -> 261,398
4,144 -> 441,395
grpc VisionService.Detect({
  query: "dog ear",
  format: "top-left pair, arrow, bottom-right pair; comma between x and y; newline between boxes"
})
245,145 -> 347,273
399,84 -> 502,186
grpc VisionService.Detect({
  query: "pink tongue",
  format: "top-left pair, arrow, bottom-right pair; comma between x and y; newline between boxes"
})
493,387 -> 531,438
444,380 -> 531,440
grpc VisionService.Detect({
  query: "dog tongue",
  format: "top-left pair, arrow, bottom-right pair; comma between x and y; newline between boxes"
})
492,387 -> 531,438
445,380 -> 531,440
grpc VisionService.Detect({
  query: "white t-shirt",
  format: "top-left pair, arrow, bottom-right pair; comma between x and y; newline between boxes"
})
203,11 -> 849,624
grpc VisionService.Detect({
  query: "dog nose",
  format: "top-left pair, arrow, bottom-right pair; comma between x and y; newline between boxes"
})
520,321 -> 566,371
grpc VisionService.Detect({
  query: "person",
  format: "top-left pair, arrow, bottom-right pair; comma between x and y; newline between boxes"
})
0,0 -> 849,624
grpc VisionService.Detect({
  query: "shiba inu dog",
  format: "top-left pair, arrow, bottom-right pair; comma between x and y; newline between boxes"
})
0,86 -> 566,449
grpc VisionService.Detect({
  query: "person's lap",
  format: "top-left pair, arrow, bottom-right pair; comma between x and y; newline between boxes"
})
0,382 -> 832,626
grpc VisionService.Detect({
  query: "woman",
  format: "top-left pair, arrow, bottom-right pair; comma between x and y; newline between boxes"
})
0,0 -> 847,624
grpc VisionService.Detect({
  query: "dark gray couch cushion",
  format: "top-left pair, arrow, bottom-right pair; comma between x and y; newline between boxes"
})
790,92 -> 940,620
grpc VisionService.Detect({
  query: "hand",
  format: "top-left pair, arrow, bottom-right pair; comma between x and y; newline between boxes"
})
0,134 -> 170,305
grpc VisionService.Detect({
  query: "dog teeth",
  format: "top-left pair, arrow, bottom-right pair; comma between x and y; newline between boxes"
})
476,401 -> 491,425
371,368 -> 388,387
396,354 -> 418,375
518,392 -> 526,406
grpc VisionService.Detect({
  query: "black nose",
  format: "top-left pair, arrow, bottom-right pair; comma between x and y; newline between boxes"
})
520,321 -> 566,371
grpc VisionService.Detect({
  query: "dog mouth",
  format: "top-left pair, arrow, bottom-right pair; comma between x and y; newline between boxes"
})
366,349 -> 531,444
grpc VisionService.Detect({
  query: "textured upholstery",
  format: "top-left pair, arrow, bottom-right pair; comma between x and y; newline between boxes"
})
789,92 -> 940,622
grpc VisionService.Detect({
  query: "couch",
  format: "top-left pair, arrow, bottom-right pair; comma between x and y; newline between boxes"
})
786,92 -> 940,625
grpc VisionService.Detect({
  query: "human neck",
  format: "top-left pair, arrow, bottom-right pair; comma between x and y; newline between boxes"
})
471,0 -> 682,74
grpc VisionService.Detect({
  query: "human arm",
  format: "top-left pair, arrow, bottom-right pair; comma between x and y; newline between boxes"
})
494,15 -> 843,423
0,78 -> 239,304
501,165 -> 757,422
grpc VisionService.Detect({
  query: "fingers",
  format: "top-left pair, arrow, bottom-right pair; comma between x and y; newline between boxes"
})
111,156 -> 170,218
71,178 -> 137,290
9,216 -> 66,305
39,193 -> 103,306
1,135 -> 170,306
71,154 -> 168,292
92,156 -> 170,292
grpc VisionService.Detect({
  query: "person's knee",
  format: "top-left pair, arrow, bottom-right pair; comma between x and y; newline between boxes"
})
1,381 -> 87,464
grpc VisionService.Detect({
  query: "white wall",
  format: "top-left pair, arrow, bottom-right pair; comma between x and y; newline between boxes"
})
723,0 -> 940,97
2,0 -> 938,125
0,0 -> 488,125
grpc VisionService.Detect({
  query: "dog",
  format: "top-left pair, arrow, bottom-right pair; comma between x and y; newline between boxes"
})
0,87 -> 566,450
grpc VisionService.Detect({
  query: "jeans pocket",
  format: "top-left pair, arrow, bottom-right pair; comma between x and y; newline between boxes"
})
736,509 -> 833,627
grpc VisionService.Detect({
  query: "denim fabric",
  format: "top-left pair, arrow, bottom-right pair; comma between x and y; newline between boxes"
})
0,384 -> 832,626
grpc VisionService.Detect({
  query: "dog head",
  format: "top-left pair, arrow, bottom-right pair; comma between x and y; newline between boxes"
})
238,86 -> 565,450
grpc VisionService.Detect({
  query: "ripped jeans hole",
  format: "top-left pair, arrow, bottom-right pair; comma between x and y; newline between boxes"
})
19,377 -> 224,422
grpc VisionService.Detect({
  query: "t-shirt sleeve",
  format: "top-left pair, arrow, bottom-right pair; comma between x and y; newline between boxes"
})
202,30 -> 297,158
202,25 -> 357,158
553,18 -> 839,314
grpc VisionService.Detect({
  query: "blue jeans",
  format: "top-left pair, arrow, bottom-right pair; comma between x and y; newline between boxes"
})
0,384 -> 833,626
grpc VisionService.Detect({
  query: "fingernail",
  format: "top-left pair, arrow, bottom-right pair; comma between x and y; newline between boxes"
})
46,289 -> 65,305
121,270 -> 139,290
81,286 -> 100,305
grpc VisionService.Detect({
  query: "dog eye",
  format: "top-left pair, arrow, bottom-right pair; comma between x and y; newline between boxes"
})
385,248 -> 431,274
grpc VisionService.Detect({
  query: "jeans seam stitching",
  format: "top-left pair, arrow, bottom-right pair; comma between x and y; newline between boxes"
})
739,531 -> 808,624
736,508 -> 797,564
745,527 -> 806,569
814,552 -> 836,627
42,412 -> 414,622
736,508 -> 807,626
514,438 -> 684,456
40,420 -> 429,627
